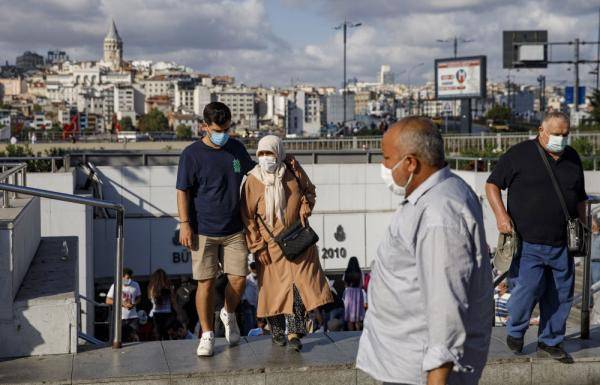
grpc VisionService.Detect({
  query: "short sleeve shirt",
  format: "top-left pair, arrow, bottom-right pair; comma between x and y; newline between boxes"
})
107,281 -> 141,320
487,139 -> 587,246
176,138 -> 255,237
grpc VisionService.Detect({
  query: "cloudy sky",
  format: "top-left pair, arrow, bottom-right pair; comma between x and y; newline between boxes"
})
0,0 -> 598,88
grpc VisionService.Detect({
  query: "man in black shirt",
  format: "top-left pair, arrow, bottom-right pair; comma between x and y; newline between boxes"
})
486,111 -> 586,363
176,102 -> 255,357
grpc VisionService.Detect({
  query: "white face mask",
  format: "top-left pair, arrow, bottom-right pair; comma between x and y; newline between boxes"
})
380,157 -> 414,196
258,156 -> 278,173
544,131 -> 568,153
123,278 -> 131,286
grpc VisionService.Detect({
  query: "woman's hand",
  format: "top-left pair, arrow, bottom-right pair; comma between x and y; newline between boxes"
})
256,248 -> 272,265
300,201 -> 311,227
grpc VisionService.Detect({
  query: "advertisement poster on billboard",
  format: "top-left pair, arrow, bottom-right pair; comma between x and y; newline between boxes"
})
435,56 -> 487,100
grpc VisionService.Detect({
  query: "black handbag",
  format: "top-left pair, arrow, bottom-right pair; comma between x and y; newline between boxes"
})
536,143 -> 587,256
255,163 -> 319,262
257,216 -> 319,262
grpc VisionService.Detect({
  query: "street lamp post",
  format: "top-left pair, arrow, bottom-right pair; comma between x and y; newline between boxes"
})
436,36 -> 474,58
334,19 -> 362,129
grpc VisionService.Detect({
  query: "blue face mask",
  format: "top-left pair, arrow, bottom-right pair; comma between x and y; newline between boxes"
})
210,131 -> 229,147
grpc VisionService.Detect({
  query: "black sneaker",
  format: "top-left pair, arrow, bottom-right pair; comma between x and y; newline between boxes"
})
272,335 -> 287,347
506,335 -> 524,353
537,342 -> 574,364
287,337 -> 303,352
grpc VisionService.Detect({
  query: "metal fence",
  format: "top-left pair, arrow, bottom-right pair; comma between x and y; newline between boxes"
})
0,156 -> 70,173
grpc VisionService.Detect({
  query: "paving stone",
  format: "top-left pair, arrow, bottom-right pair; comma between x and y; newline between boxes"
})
247,333 -> 353,372
4,329 -> 600,385
266,368 -> 356,385
72,341 -> 168,384
325,331 -> 362,361
480,361 -> 532,385
356,369 -> 382,385
532,360 -> 600,385
171,373 -> 266,385
0,354 -> 73,385
163,337 -> 265,377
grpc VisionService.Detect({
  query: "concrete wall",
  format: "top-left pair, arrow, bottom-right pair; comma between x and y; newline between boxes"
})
3,297 -> 78,357
90,164 -> 600,277
91,165 -> 490,276
27,170 -> 94,332
0,198 -> 41,322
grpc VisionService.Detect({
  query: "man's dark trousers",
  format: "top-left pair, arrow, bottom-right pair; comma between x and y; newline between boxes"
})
507,242 -> 574,346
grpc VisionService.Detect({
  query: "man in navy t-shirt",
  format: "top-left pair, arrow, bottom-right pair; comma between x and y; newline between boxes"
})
176,102 -> 255,357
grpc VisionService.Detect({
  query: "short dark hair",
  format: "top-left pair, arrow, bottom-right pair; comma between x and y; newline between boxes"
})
203,102 -> 231,127
123,267 -> 133,277
542,111 -> 570,128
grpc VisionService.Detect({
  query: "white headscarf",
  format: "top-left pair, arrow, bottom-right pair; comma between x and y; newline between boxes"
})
249,135 -> 287,227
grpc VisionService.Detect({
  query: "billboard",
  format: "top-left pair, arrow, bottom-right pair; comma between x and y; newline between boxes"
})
434,56 -> 486,100
503,30 -> 548,69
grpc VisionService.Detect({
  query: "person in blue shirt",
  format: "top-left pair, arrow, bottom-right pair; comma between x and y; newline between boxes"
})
176,102 -> 255,357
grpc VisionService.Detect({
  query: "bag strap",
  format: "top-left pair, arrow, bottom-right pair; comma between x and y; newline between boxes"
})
535,142 -> 572,220
256,214 -> 276,240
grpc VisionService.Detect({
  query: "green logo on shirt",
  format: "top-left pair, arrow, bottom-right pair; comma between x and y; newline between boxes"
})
233,159 -> 241,173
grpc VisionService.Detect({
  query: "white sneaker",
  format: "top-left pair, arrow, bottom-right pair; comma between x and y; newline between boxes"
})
196,334 -> 214,357
220,307 -> 241,346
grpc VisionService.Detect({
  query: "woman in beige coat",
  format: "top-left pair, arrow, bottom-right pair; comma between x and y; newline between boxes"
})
241,135 -> 332,351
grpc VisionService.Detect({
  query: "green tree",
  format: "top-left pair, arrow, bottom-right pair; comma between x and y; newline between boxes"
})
176,124 -> 192,140
485,105 -> 511,121
32,104 -> 42,113
589,88 -> 600,124
138,109 -> 168,132
119,116 -> 134,131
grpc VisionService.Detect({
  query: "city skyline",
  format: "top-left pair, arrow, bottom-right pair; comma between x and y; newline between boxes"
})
0,0 -> 598,88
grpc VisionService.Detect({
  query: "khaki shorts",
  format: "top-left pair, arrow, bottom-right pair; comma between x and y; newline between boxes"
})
191,231 -> 249,280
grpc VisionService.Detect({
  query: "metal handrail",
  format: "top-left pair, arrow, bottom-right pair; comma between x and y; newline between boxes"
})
0,163 -> 27,208
0,181 -> 126,349
581,195 -> 600,339
78,294 -> 111,346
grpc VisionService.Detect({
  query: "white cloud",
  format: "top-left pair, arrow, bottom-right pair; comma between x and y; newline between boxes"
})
0,0 -> 597,87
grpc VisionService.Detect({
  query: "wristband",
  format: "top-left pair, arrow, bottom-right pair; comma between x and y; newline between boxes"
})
179,220 -> 191,224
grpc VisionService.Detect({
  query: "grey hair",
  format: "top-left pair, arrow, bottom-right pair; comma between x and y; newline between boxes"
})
542,111 -> 570,129
396,117 -> 445,167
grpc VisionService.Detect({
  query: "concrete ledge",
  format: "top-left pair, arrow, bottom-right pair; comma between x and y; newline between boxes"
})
0,237 -> 78,358
3,328 -> 600,385
0,197 -> 41,324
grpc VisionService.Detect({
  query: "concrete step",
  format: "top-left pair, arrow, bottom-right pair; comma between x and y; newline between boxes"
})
2,328 -> 600,385
0,237 -> 78,358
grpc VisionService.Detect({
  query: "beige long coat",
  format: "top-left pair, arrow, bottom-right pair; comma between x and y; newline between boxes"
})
241,162 -> 333,318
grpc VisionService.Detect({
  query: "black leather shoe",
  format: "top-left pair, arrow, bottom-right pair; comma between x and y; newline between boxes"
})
507,335 -> 524,353
272,335 -> 287,346
537,342 -> 574,364
287,337 -> 303,352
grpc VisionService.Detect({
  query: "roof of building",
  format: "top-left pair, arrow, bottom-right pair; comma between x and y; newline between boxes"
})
105,19 -> 122,42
